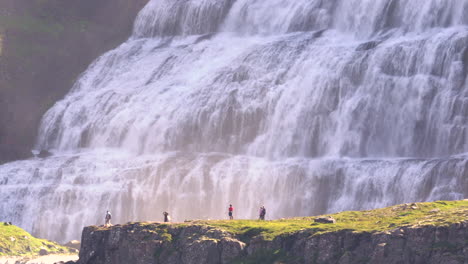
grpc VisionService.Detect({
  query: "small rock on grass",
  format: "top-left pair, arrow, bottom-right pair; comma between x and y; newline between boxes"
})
314,216 -> 336,224
39,248 -> 49,256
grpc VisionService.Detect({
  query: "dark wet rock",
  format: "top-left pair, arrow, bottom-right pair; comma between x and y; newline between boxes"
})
39,248 -> 49,256
356,40 -> 381,51
37,150 -> 52,158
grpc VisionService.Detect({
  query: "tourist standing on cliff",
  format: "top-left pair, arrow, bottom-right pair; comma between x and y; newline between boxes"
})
163,212 -> 171,222
259,206 -> 266,220
105,211 -> 112,226
228,204 -> 234,220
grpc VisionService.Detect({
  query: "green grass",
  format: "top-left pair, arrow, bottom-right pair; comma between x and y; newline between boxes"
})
186,200 -> 468,241
0,224 -> 74,256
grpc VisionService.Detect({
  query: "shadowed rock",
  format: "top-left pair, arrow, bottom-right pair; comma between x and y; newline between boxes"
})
314,216 -> 336,224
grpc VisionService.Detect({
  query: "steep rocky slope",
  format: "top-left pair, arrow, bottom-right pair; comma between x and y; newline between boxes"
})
0,0 -> 148,163
76,200 -> 468,264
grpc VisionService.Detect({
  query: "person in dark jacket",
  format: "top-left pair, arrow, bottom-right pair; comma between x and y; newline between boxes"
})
105,211 -> 112,226
259,206 -> 266,220
163,212 -> 171,222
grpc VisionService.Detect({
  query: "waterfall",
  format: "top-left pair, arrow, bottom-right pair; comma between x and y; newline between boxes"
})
1,0 -> 468,243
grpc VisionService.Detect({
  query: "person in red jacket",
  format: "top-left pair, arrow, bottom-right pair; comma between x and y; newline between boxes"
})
228,204 -> 234,220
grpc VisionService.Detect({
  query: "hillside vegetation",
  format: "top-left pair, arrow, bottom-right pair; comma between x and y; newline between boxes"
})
0,224 -> 73,256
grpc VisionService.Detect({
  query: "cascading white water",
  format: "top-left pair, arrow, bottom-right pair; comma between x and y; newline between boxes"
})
1,0 -> 468,242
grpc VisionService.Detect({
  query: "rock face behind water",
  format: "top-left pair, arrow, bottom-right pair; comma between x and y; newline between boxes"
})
0,0 -> 149,163
77,221 -> 468,264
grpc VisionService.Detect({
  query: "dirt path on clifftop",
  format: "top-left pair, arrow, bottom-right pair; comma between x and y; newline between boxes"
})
0,254 -> 78,264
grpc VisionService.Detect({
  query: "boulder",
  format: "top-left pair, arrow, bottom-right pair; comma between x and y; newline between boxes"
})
314,216 -> 336,224
39,248 -> 49,256
220,237 -> 246,263
64,240 -> 81,250
37,150 -> 52,158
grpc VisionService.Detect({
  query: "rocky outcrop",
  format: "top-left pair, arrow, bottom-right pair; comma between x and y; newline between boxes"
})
77,221 -> 468,264
314,216 -> 336,224
78,223 -> 246,264
0,0 -> 149,163
64,240 -> 81,251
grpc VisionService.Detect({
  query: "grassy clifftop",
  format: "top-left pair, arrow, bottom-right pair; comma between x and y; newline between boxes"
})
93,200 -> 468,242
79,200 -> 468,264
190,199 -> 468,241
0,224 -> 74,256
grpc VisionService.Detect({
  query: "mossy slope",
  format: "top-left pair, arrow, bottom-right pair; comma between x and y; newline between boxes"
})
0,224 -> 74,256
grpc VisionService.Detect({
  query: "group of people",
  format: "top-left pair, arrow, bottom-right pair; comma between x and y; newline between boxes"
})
104,210 -> 171,226
228,204 -> 267,220
104,204 -> 267,226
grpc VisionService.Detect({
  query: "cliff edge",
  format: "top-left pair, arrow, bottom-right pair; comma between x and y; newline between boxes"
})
77,200 -> 467,264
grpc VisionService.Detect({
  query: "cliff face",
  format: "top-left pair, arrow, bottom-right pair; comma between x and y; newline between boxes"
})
79,224 -> 246,264
76,201 -> 468,264
78,221 -> 468,264
0,0 -> 148,163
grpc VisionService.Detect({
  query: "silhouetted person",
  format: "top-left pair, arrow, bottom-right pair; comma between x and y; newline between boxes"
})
105,210 -> 112,226
259,206 -> 266,220
228,204 -> 234,220
163,212 -> 171,222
